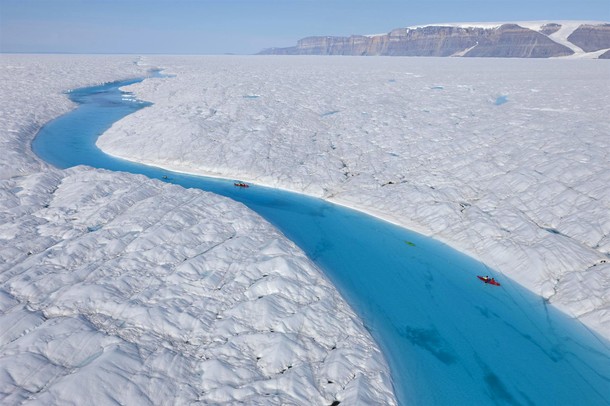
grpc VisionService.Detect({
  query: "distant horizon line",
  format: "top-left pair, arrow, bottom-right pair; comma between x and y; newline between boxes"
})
0,51 -> 247,56
3,19 -> 607,56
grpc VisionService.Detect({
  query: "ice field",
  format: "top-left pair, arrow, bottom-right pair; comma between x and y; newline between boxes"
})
1,56 -> 395,404
100,55 -> 610,337
1,54 -> 610,404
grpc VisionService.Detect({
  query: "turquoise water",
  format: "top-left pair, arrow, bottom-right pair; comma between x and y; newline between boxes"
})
495,95 -> 509,105
32,77 -> 610,405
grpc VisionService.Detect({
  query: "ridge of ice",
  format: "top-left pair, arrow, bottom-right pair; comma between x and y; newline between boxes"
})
0,55 -> 396,405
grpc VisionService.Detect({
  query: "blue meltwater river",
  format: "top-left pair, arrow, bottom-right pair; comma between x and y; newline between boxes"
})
32,76 -> 610,405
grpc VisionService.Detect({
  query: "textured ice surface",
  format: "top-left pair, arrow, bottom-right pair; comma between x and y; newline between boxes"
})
1,55 -> 396,404
98,55 -> 610,338
0,55 -> 146,178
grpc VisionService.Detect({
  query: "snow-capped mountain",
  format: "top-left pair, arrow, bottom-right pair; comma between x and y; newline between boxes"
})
259,21 -> 610,58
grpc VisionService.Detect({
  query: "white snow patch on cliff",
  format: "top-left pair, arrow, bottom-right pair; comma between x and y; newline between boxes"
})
546,21 -> 588,55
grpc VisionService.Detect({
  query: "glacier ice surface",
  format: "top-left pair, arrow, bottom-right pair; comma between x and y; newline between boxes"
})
98,55 -> 610,338
1,55 -> 395,405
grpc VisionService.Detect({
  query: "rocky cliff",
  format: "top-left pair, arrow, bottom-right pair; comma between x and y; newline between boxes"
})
567,23 -> 610,52
259,22 -> 610,58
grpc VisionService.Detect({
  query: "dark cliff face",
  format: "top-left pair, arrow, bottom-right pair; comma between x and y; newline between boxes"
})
567,24 -> 610,52
382,26 -> 484,56
463,24 -> 573,58
539,23 -> 562,36
259,22 -> 609,58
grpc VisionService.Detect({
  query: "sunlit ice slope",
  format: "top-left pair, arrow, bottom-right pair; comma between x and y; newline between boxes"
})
99,55 -> 610,338
0,55 -> 396,404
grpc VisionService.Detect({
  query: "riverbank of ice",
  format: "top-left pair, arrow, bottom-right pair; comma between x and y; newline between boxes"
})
98,55 -> 610,338
0,55 -> 396,404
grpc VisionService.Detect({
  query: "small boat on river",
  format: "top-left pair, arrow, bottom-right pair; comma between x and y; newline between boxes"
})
234,182 -> 249,188
477,276 -> 500,286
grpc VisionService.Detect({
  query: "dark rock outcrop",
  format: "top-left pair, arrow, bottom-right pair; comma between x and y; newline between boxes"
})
381,26 -> 485,56
259,22 -> 610,58
567,24 -> 610,52
539,23 -> 562,36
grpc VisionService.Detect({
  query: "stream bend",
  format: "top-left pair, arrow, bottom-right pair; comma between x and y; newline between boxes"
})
32,76 -> 610,405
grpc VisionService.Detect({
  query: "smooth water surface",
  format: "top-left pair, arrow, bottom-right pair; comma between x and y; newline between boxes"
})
494,95 -> 509,106
33,77 -> 610,405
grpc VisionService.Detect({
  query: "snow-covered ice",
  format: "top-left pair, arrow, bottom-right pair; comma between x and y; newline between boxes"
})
0,55 -> 146,178
98,55 -> 610,338
1,55 -> 396,404
3,52 -> 609,404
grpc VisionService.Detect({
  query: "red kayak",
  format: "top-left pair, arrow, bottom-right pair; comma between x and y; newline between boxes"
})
478,276 -> 500,286
234,182 -> 249,188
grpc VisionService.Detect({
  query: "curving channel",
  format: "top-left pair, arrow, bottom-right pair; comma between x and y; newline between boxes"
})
32,75 -> 610,405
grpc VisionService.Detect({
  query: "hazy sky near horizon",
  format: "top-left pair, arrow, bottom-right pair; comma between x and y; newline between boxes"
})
1,0 -> 609,54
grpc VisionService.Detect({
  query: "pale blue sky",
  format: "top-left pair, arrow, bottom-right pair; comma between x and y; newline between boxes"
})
1,0 -> 608,54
